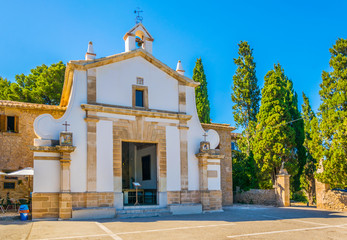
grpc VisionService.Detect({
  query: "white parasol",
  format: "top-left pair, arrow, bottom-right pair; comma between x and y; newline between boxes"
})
0,171 -> 7,175
8,167 -> 34,176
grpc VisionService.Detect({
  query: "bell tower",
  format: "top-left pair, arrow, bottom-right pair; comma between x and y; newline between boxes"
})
123,23 -> 154,54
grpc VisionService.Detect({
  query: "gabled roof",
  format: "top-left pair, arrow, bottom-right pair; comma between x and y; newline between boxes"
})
123,23 -> 154,41
60,48 -> 199,107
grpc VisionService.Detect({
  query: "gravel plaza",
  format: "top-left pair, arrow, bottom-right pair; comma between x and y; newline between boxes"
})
1,205 -> 347,240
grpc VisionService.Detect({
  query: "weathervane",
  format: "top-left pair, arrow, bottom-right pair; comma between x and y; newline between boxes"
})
134,7 -> 143,24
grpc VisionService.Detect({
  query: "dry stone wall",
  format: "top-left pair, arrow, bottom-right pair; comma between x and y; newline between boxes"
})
318,190 -> 347,212
234,189 -> 277,206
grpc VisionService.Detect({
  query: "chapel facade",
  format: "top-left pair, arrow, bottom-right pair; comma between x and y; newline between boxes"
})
30,23 -> 236,219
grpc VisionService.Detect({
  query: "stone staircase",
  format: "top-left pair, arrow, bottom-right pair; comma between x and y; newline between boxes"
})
116,205 -> 172,218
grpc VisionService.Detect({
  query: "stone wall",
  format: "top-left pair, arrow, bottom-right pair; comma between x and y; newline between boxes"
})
0,102 -> 64,171
234,189 -> 277,206
0,175 -> 31,202
71,192 -> 114,208
32,193 -> 59,218
317,190 -> 347,212
0,101 -> 65,203
167,190 -> 201,204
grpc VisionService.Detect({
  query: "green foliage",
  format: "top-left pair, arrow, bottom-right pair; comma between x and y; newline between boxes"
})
0,61 -> 65,105
291,190 -> 308,203
315,38 -> 347,188
231,41 -> 260,129
284,79 -> 306,192
253,64 -> 296,184
232,150 -> 259,191
231,42 -> 261,190
300,93 -> 317,204
193,58 -> 211,123
0,77 -> 12,100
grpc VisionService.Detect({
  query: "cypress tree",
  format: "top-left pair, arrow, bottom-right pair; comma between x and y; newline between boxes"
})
253,64 -> 296,186
193,58 -> 211,123
231,41 -> 260,189
316,38 -> 347,188
284,79 -> 306,192
300,92 -> 317,204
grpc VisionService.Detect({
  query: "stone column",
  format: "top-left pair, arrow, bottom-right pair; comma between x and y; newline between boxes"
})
196,150 -> 224,211
315,159 -> 329,209
276,170 -> 291,207
57,146 -> 75,219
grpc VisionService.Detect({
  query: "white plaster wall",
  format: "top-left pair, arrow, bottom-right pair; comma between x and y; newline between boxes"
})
97,112 -> 135,121
33,160 -> 60,192
135,145 -> 157,189
96,120 -> 114,192
186,86 -> 206,191
96,57 -> 179,112
166,126 -> 181,191
33,70 -> 88,192
207,163 -> 221,191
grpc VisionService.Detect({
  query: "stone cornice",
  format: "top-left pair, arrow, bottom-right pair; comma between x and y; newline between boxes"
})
0,100 -> 66,111
195,152 -> 225,159
30,145 -> 76,153
81,103 -> 192,121
201,123 -> 236,131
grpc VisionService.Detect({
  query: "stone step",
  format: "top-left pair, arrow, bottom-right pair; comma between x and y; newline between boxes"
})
116,207 -> 171,219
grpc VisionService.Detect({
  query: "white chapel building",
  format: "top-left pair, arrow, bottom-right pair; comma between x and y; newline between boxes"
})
31,23 -> 235,219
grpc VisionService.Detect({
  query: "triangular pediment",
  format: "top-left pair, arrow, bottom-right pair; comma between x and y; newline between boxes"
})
123,23 -> 154,41
60,49 -> 199,107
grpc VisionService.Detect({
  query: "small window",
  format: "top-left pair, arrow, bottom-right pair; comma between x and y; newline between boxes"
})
7,116 -> 15,132
4,182 -> 15,189
142,155 -> 151,181
135,90 -> 144,107
0,115 -> 18,133
136,77 -> 144,85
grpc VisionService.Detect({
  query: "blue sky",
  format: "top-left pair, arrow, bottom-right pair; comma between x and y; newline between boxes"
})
1,0 -> 346,131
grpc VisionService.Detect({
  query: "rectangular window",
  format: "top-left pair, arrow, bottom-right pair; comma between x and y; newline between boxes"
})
142,155 -> 151,181
4,182 -> 15,189
0,115 -> 18,133
7,116 -> 15,132
135,90 -> 144,107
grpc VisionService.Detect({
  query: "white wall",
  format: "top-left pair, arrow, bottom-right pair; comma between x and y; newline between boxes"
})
166,126 -> 181,191
96,120 -> 114,192
96,57 -> 179,112
186,86 -> 206,191
33,70 -> 88,192
34,160 -> 60,192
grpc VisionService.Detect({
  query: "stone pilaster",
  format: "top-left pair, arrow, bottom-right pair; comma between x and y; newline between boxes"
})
87,69 -> 96,104
276,172 -> 291,207
85,116 -> 99,207
178,121 -> 189,192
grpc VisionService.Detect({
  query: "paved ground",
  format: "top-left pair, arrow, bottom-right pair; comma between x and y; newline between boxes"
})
1,205 -> 347,240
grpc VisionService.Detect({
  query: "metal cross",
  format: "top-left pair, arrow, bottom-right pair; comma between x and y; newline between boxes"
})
203,132 -> 208,142
62,121 -> 70,132
134,7 -> 143,24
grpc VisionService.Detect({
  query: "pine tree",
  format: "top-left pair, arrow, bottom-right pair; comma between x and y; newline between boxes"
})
253,64 -> 296,186
300,92 -> 317,204
284,79 -> 306,192
316,38 -> 347,188
0,61 -> 65,105
193,58 -> 211,123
